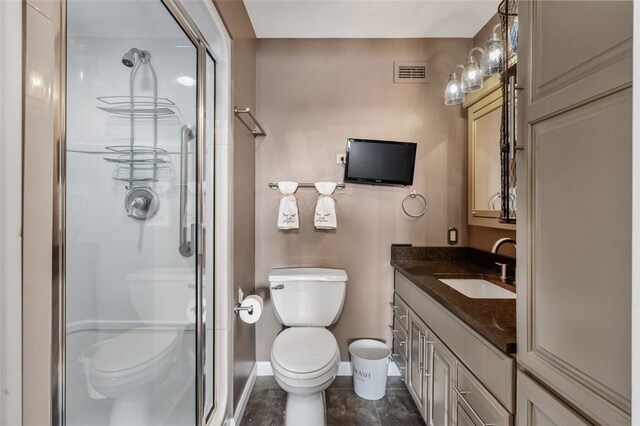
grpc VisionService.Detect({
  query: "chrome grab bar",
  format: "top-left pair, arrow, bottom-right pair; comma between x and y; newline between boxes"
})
391,305 -> 407,319
454,387 -> 496,426
179,125 -> 195,257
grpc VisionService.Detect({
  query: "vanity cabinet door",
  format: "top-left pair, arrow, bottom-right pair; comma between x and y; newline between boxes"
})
407,312 -> 429,417
516,371 -> 590,426
428,338 -> 456,426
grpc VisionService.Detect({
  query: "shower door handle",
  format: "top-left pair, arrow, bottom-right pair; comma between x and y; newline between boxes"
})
179,124 -> 195,257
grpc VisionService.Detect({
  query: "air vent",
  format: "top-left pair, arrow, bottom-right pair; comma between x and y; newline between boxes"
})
394,61 -> 429,84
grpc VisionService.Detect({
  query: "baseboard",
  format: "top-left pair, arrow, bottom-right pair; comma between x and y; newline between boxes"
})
230,363 -> 257,426
256,361 -> 400,377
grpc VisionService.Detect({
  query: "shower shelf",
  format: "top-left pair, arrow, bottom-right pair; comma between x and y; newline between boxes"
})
98,92 -> 182,186
104,146 -> 170,166
98,95 -> 175,106
97,106 -> 176,117
103,145 -> 172,185
105,157 -> 170,165
105,145 -> 168,154
113,176 -> 158,183
97,96 -> 178,118
111,162 -> 173,184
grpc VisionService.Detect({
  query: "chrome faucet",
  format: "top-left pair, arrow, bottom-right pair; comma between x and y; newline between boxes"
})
491,237 -> 516,254
491,238 -> 516,283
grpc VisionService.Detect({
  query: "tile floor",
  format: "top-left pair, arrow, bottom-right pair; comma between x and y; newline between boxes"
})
241,376 -> 425,426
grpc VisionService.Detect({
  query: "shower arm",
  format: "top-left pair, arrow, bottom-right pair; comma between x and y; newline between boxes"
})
127,52 -> 159,184
147,61 -> 159,182
179,124 -> 195,257
128,61 -> 141,182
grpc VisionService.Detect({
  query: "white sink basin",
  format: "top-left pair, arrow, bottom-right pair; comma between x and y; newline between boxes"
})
438,279 -> 516,299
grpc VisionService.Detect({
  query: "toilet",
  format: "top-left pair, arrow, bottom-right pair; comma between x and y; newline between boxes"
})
88,267 -> 195,426
269,267 -> 348,426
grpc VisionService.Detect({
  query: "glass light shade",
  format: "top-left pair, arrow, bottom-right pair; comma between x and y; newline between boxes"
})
444,73 -> 464,105
509,18 -> 519,55
461,57 -> 483,93
481,37 -> 503,76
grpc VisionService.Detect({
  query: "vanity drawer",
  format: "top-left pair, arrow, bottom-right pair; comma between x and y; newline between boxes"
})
455,364 -> 512,426
392,293 -> 409,331
391,344 -> 407,382
391,317 -> 408,360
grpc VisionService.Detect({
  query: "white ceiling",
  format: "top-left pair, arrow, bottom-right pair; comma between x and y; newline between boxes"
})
243,0 -> 501,39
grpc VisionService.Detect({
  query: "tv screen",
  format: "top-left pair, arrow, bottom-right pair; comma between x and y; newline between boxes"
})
344,138 -> 417,186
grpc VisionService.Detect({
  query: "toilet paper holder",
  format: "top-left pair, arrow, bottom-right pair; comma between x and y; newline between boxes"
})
233,304 -> 254,315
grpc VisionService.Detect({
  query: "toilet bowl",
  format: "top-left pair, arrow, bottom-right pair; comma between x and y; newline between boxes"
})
269,268 -> 348,426
90,327 -> 181,398
271,327 -> 340,426
88,267 -> 195,426
89,327 -> 182,426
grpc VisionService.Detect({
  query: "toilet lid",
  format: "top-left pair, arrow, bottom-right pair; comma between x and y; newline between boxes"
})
91,327 -> 179,373
271,328 -> 338,374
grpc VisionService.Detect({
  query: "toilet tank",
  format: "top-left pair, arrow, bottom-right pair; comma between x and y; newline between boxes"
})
269,268 -> 347,327
127,267 -> 195,324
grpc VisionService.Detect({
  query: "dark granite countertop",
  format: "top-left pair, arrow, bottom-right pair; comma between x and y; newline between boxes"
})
391,246 -> 516,354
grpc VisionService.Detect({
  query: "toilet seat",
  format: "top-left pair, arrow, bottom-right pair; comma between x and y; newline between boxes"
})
271,327 -> 340,385
90,327 -> 180,392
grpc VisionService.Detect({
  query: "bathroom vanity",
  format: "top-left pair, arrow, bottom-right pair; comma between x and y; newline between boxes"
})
390,246 -> 516,426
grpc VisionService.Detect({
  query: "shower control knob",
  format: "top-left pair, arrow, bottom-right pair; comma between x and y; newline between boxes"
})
128,196 -> 148,215
125,187 -> 159,221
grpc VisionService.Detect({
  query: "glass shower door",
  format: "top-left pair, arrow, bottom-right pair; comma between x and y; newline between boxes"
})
65,1 -> 199,424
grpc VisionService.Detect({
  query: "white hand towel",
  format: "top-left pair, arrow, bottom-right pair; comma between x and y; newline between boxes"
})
314,182 -> 337,229
277,182 -> 299,230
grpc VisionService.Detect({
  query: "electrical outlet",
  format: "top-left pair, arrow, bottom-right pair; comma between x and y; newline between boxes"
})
448,227 -> 458,245
336,154 -> 345,165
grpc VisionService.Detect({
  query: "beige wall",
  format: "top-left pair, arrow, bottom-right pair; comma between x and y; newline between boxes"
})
213,0 -> 257,410
255,38 -> 470,361
469,225 -> 516,257
473,13 -> 501,49
467,13 -> 517,257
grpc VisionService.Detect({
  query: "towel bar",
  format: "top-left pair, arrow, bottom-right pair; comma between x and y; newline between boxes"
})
234,107 -> 266,137
268,182 -> 346,190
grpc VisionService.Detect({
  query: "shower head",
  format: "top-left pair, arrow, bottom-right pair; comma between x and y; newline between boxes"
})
121,48 -> 138,67
121,49 -> 138,67
121,48 -> 150,68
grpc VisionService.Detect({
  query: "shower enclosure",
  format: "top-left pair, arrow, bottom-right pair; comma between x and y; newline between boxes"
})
60,1 -> 217,424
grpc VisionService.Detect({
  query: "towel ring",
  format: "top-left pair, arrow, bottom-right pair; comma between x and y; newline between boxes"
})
402,190 -> 427,218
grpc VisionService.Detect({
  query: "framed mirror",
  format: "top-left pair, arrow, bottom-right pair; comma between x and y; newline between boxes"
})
465,75 -> 515,230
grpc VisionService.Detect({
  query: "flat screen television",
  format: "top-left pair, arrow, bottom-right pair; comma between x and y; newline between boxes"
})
344,138 -> 417,186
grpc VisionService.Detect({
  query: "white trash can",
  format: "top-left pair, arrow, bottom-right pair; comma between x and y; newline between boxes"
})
349,339 -> 391,400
